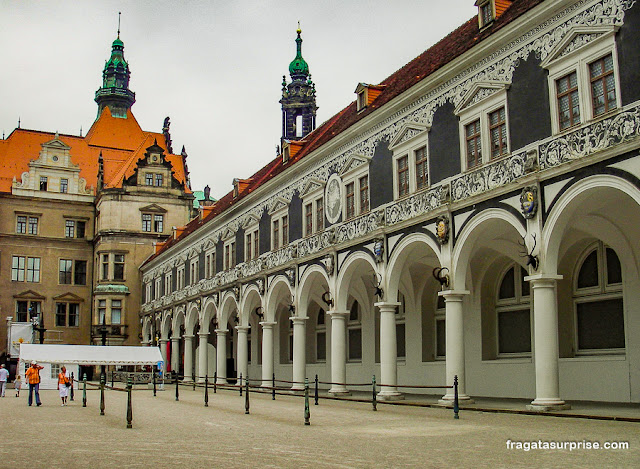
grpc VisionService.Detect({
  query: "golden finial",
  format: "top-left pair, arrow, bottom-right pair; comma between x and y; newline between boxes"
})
297,21 -> 301,35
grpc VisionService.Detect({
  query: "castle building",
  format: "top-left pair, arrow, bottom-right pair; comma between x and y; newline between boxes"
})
141,0 -> 640,408
0,32 -> 193,362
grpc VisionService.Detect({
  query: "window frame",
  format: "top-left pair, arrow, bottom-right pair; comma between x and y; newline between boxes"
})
270,206 -> 289,251
494,263 -> 532,358
390,130 -> 430,199
245,225 -> 259,262
340,156 -> 371,219
12,256 -> 40,283
223,238 -> 236,270
301,181 -> 325,237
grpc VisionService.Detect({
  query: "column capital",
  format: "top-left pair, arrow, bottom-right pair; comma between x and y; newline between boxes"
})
183,334 -> 195,340
159,338 -> 169,344
374,301 -> 401,312
215,329 -> 229,335
290,316 -> 308,325
235,325 -> 250,333
524,274 -> 563,285
438,290 -> 470,301
327,310 -> 349,318
170,337 -> 180,343
197,331 -> 209,338
259,321 -> 277,328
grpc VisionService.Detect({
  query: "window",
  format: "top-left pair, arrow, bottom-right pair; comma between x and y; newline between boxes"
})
397,156 -> 409,197
479,1 -> 493,27
57,303 -> 79,327
145,173 -> 153,186
16,300 -> 41,322
245,228 -> 259,262
113,254 -> 125,280
17,216 -> 27,234
543,30 -> 620,134
205,251 -> 215,278
396,293 -> 406,359
154,215 -> 163,233
190,259 -> 199,285
98,299 -> 106,324
68,303 -> 79,327
357,91 -> 366,111
272,220 -> 280,250
316,308 -> 326,362
347,300 -> 362,361
101,254 -> 109,280
359,175 -> 369,214
465,120 -> 482,168
271,210 -> 289,250
316,198 -> 324,232
165,272 -> 173,294
154,174 -> 163,187
51,364 -> 61,380
590,54 -> 617,117
56,303 -> 67,327
59,259 -> 72,284
77,221 -> 86,238
489,107 -> 507,159
155,278 -> 162,299
282,215 -> 288,246
65,220 -> 75,238
40,176 -> 48,191
556,72 -> 580,130
415,146 -> 428,190
435,294 -> 446,359
74,260 -> 87,285
302,187 -> 324,237
345,182 -> 355,219
177,266 -> 185,290
305,203 -> 313,237
224,240 -> 236,270
12,256 -> 40,283
60,178 -> 68,193
111,300 -> 122,324
496,264 -> 531,356
574,242 -> 624,353
28,217 -> 38,235
142,214 -> 152,232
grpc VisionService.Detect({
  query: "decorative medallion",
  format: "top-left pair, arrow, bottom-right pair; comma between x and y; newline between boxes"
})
373,238 -> 385,263
232,285 -> 240,301
212,292 -> 219,306
325,173 -> 342,224
435,215 -> 450,245
520,186 -> 538,219
256,278 -> 265,296
321,254 -> 335,276
285,268 -> 296,287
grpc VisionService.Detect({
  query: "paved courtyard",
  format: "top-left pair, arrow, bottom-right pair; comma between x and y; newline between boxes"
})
1,385 -> 638,468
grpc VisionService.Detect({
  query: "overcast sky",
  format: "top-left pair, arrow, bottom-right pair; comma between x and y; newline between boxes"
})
1,0 -> 477,199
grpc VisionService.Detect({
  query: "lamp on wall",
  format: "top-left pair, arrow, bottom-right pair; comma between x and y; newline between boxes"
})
322,291 -> 334,308
255,307 -> 264,320
288,295 -> 295,314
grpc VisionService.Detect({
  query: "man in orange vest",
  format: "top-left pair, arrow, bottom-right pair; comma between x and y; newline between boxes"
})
25,361 -> 44,406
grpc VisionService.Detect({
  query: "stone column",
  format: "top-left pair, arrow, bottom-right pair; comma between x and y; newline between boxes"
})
260,322 -> 276,387
439,291 -> 473,404
159,339 -> 169,367
291,317 -> 307,391
170,337 -> 180,375
328,310 -> 350,395
236,325 -> 250,384
197,332 -> 208,383
375,302 -> 403,400
183,335 -> 195,382
215,329 -> 228,384
526,275 -> 570,411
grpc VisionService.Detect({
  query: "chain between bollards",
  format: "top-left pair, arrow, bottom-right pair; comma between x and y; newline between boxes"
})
453,375 -> 459,420
272,373 -> 276,400
82,373 -> 87,407
126,375 -> 133,429
245,377 -> 250,415
314,374 -> 319,406
239,373 -> 243,396
175,373 -> 179,401
304,378 -> 310,426
70,372 -> 75,401
204,375 -> 209,407
100,374 -> 105,416
372,375 -> 377,411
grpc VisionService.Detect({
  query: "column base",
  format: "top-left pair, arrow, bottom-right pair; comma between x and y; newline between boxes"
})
438,394 -> 474,406
182,378 -> 193,383
377,391 -> 404,401
526,398 -> 571,412
329,387 -> 351,396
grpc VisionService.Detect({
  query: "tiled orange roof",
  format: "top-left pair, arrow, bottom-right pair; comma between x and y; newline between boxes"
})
147,0 -> 545,262
0,107 -> 190,194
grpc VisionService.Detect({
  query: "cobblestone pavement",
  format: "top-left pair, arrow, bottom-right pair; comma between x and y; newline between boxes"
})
1,385 -> 638,468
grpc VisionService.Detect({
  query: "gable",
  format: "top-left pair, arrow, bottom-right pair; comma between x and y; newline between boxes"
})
339,153 -> 372,177
389,123 -> 429,150
139,204 -> 168,214
454,81 -> 509,114
52,292 -> 85,302
540,25 -> 618,68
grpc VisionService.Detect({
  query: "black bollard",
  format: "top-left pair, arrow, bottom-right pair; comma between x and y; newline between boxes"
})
453,375 -> 459,420
100,374 -> 105,416
372,375 -> 377,411
193,372 -> 196,391
126,376 -> 133,429
314,374 -> 319,406
204,375 -> 209,407
304,378 -> 310,426
245,378 -> 250,415
70,372 -> 75,401
82,373 -> 87,408
111,370 -> 114,388
239,373 -> 243,396
175,374 -> 179,401
272,373 -> 276,400
153,369 -> 157,397
214,371 -> 217,394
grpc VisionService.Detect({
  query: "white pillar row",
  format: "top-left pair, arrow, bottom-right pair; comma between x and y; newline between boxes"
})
526,274 -> 570,411
291,317 -> 307,391
183,335 -> 195,381
170,337 -> 180,375
197,332 -> 208,383
260,322 -> 276,387
215,329 -> 228,384
375,302 -> 403,400
328,310 -> 350,395
159,339 -> 169,368
439,291 -> 473,403
236,325 -> 250,384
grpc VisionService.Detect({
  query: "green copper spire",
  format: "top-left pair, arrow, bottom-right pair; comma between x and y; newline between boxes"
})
288,22 -> 309,79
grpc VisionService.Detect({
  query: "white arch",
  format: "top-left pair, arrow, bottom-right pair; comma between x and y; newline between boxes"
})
298,265 -> 330,318
218,291 -> 239,326
386,232 -> 442,302
141,316 -> 152,342
240,285 -> 263,326
185,302 -> 200,335
452,208 -> 526,289
265,275 -> 294,322
200,296 -> 217,334
335,251 -> 377,311
161,310 -> 172,340
172,306 -> 186,333
543,175 -> 640,274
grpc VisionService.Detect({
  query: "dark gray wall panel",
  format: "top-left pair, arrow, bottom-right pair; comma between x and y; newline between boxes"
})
429,102 -> 460,184
617,4 -> 640,106
370,139 -> 393,209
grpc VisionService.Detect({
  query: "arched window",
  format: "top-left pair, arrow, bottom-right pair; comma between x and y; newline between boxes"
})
435,294 -> 446,359
347,300 -> 362,361
289,319 -> 294,362
496,264 -> 531,356
396,292 -> 406,359
574,242 -> 624,353
316,307 -> 326,362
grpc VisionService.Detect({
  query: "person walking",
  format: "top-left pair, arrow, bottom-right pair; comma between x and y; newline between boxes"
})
25,361 -> 44,406
0,364 -> 9,397
14,374 -> 22,397
58,366 -> 70,406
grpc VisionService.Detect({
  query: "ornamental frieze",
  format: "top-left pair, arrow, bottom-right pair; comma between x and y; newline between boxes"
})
385,186 -> 448,225
335,209 -> 385,244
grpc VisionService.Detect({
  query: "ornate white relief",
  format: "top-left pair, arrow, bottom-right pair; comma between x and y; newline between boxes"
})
325,173 -> 342,224
559,32 -> 604,57
263,245 -> 297,269
335,209 -> 385,244
385,185 -> 449,225
241,258 -> 263,277
297,230 -> 333,258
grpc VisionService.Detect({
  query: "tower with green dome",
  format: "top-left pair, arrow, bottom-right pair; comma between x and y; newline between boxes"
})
94,27 -> 136,119
280,24 -> 317,141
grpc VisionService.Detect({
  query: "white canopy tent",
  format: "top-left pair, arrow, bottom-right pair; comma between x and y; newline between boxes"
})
18,344 -> 163,390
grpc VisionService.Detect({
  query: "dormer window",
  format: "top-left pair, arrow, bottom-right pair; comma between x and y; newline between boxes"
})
355,83 -> 385,112
357,90 -> 366,111
479,1 -> 493,27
